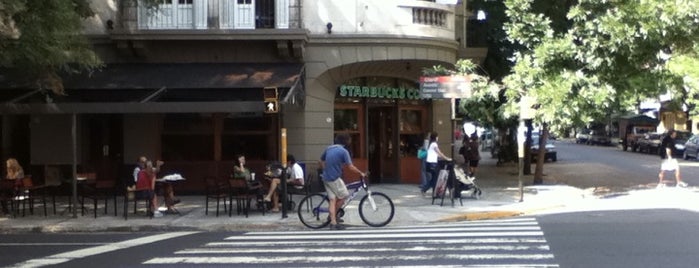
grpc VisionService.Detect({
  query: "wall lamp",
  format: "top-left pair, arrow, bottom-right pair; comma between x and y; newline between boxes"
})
326,22 -> 333,34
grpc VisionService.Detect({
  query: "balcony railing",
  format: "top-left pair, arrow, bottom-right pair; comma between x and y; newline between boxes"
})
137,0 -> 289,30
412,7 -> 447,27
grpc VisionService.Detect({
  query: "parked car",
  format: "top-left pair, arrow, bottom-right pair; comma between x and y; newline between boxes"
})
673,131 -> 691,157
588,130 -> 612,146
637,133 -> 663,154
575,130 -> 591,144
531,134 -> 557,162
684,134 -> 699,160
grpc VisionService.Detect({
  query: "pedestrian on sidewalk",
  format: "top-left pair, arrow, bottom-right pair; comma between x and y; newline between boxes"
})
320,133 -> 365,230
658,129 -> 687,188
419,131 -> 431,191
420,132 -> 452,196
465,133 -> 481,178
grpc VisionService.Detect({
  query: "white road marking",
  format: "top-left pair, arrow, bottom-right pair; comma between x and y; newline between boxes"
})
0,243 -> 106,246
7,232 -> 198,268
224,231 -> 544,240
144,218 -> 557,267
246,224 -> 541,236
206,237 -> 548,247
144,253 -> 556,264
175,244 -> 550,254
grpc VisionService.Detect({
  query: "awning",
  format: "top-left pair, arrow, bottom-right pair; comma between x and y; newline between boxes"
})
63,63 -> 303,90
0,63 -> 304,114
614,114 -> 659,125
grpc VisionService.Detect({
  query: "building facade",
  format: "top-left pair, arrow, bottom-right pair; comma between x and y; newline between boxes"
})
0,0 -> 486,193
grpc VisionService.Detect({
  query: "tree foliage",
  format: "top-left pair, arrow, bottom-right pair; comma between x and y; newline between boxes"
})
502,0 -> 699,132
1,0 -> 101,95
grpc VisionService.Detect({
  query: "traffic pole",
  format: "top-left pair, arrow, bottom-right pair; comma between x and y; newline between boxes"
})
281,128 -> 288,218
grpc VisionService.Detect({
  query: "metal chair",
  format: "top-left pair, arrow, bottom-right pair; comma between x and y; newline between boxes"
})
205,176 -> 229,217
17,175 -> 49,217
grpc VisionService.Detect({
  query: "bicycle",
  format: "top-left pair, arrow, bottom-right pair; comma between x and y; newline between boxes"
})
297,173 -> 395,229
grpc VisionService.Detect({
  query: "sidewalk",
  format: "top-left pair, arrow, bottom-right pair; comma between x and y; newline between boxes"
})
0,157 -> 590,233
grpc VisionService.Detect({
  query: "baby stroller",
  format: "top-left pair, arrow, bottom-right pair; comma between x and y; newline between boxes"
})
452,165 -> 482,200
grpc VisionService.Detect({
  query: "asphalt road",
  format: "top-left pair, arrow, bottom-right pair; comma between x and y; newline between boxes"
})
4,210 -> 699,267
539,209 -> 699,268
541,140 -> 699,190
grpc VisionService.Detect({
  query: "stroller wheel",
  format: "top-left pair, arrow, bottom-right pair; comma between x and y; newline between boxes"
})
471,189 -> 482,199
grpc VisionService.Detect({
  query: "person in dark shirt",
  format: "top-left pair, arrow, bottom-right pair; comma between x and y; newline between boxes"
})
657,129 -> 687,188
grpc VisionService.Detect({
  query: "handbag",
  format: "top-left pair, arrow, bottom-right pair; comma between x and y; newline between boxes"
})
417,148 -> 427,159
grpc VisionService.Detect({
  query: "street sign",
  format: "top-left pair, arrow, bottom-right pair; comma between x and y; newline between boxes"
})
419,76 -> 472,99
264,100 -> 278,113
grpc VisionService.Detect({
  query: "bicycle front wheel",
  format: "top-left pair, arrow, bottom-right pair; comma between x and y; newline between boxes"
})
358,192 -> 395,227
297,193 -> 331,229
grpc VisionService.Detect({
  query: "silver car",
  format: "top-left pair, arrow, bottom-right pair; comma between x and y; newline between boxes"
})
683,134 -> 699,160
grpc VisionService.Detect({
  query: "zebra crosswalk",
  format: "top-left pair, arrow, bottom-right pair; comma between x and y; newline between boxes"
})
143,217 -> 559,267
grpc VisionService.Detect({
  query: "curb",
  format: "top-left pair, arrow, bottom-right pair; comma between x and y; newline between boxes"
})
438,211 -> 523,222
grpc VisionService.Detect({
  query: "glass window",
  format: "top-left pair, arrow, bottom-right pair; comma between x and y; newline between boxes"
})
223,115 -> 270,132
221,114 -> 275,160
162,114 -> 214,161
222,134 -> 270,160
334,109 -> 358,131
400,109 -> 423,133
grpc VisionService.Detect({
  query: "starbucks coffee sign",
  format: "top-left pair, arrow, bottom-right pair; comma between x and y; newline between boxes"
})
339,85 -> 422,100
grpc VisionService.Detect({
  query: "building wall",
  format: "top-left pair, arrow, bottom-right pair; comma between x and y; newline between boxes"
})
290,36 -> 459,171
302,0 -> 454,39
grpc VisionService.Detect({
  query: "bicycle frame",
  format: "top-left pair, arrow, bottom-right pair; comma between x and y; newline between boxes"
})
314,176 -> 375,215
299,174 -> 394,228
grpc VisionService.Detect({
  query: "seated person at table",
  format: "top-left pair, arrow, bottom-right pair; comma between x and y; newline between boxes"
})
263,154 -> 305,212
152,160 -> 180,212
2,158 -> 24,215
136,161 -> 163,217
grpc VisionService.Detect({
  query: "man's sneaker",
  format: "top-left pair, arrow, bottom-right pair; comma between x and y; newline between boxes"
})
327,216 -> 344,223
677,181 -> 688,188
329,223 -> 346,230
153,211 -> 163,218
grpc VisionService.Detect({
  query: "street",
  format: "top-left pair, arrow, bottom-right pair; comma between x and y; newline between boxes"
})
536,140 -> 699,190
2,140 -> 699,267
3,210 -> 699,267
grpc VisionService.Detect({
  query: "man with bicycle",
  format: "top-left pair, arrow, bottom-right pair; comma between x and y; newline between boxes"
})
320,133 -> 366,230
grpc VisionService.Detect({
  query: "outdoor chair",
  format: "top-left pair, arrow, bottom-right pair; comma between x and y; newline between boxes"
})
80,179 -> 118,218
0,179 -> 17,218
17,175 -> 49,217
228,178 -> 265,217
285,173 -> 313,210
205,176 -> 229,217
123,185 -> 153,220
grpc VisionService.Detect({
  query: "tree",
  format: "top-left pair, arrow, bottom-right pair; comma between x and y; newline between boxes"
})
501,0 -> 699,182
0,0 -> 101,95
1,0 -> 162,95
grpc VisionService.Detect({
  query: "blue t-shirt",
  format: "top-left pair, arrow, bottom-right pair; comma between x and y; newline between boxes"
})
320,144 -> 352,182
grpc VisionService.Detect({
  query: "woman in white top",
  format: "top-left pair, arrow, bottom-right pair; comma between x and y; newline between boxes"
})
420,132 -> 452,195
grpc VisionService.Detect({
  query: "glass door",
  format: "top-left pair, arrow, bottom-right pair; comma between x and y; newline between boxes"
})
368,106 -> 397,183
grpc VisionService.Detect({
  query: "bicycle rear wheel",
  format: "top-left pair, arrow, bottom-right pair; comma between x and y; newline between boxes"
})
297,193 -> 331,229
358,192 -> 394,227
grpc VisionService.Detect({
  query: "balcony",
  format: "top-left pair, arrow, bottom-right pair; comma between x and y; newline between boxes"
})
136,0 -> 291,30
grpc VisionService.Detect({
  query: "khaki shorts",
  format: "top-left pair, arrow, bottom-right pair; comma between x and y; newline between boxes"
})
323,178 -> 349,200
661,159 -> 679,171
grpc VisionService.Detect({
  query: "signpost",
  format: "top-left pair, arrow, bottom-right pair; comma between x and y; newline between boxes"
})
419,76 -> 473,99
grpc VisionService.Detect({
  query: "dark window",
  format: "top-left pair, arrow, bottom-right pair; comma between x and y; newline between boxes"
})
162,114 -> 214,161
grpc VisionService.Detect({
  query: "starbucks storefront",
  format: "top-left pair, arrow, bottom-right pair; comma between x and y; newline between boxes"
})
333,77 -> 430,184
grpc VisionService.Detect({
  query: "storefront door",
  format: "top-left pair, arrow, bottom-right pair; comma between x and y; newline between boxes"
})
368,106 -> 398,183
